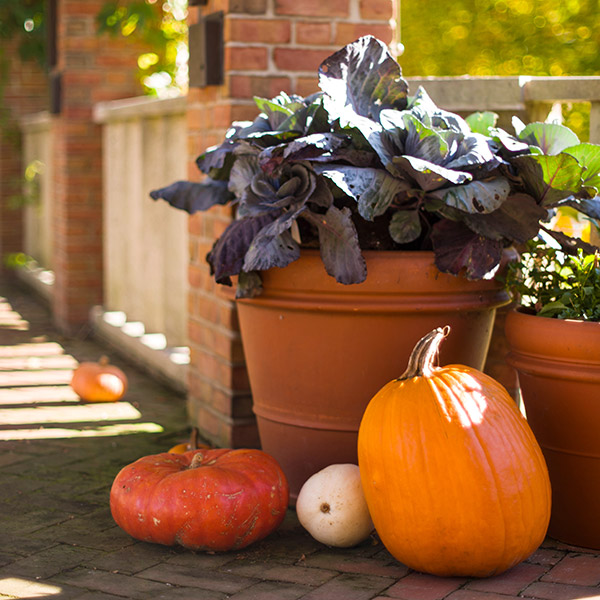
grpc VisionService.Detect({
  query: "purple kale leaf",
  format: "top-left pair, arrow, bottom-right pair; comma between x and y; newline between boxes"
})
207,214 -> 276,285
431,220 -> 504,280
309,205 -> 367,284
150,179 -> 232,214
318,35 -> 409,124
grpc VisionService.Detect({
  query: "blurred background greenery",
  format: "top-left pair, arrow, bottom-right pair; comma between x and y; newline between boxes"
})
400,0 -> 599,78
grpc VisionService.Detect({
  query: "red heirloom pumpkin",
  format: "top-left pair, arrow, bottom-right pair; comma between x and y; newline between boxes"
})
110,448 -> 289,551
358,327 -> 551,578
71,356 -> 127,402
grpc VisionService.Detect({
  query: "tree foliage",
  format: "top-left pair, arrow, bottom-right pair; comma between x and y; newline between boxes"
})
97,0 -> 187,96
0,0 -> 46,68
400,0 -> 600,77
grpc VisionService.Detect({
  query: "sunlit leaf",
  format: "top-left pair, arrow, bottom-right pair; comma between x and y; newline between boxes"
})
563,143 -> 600,193
466,112 -> 498,135
318,35 -> 409,125
518,122 -> 580,155
315,165 -> 410,220
512,153 -> 585,205
392,155 -> 472,191
429,177 -> 510,214
461,193 -> 548,243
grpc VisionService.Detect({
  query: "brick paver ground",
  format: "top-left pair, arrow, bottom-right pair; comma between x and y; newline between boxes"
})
1,278 -> 599,600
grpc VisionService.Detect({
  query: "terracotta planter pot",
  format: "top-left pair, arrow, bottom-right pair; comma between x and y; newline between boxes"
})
505,309 -> 600,549
237,250 -> 510,503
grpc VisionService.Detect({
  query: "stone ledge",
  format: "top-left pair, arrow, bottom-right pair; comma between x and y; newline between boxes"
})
14,265 -> 188,396
93,95 -> 186,123
89,305 -> 189,396
15,262 -> 55,304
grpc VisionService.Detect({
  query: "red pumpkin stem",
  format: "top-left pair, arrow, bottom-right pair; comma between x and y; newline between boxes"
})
398,326 -> 450,380
189,452 -> 205,469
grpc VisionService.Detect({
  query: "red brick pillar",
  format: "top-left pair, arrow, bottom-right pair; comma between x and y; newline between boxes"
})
52,0 -> 147,333
0,40 -> 48,274
186,0 -> 397,447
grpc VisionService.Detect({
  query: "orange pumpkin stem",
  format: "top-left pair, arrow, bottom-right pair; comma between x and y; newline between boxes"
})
399,326 -> 450,380
98,355 -> 110,366
190,426 -> 199,449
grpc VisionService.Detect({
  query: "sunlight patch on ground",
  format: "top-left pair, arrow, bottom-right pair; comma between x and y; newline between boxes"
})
1,385 -> 80,405
0,577 -> 62,597
0,422 -> 164,441
0,341 -> 65,357
0,402 -> 142,426
0,302 -> 30,331
0,368 -> 74,387
0,296 -> 165,441
0,354 -> 78,370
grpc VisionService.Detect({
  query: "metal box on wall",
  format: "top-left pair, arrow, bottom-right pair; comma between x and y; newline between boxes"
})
188,11 -> 224,88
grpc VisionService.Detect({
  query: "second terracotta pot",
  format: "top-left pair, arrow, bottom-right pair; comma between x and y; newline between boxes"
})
506,309 -> 600,550
237,250 -> 510,503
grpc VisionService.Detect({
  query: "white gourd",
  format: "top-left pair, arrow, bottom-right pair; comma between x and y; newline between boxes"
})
296,463 -> 374,548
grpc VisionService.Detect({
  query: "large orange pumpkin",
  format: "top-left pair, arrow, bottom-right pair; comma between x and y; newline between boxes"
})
71,356 -> 127,402
357,327 -> 551,578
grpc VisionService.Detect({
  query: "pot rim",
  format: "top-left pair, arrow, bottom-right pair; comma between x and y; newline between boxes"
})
510,306 -> 600,326
236,248 -> 512,310
505,308 -> 600,378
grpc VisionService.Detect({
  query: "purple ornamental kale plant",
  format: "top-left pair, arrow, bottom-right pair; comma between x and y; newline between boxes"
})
151,35 -> 600,298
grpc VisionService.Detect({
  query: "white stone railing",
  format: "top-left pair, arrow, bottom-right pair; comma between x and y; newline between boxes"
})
406,76 -> 600,143
20,112 -> 55,298
91,95 -> 189,390
93,95 -> 189,348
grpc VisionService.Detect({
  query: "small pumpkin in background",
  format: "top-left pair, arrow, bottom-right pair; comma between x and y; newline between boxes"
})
110,448 -> 289,552
168,427 -> 211,454
296,463 -> 374,548
71,356 -> 128,402
358,327 -> 551,578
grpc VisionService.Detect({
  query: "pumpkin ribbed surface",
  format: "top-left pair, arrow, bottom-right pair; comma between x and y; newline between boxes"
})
357,328 -> 551,578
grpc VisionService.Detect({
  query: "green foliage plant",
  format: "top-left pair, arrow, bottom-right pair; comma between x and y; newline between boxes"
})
506,237 -> 600,321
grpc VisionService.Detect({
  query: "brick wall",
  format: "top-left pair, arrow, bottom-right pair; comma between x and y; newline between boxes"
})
51,0 -> 150,334
186,0 -> 397,447
0,40 -> 48,273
